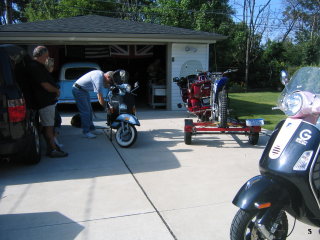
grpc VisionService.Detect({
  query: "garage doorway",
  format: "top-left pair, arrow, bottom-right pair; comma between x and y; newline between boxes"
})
47,44 -> 167,109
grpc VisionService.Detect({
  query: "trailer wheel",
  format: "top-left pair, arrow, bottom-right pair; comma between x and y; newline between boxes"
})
248,132 -> 259,145
184,132 -> 192,145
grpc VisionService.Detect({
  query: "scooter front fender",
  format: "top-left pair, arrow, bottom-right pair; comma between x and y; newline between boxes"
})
111,114 -> 140,129
216,76 -> 228,91
232,175 -> 290,211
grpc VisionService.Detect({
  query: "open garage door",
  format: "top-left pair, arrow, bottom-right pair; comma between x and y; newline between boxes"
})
45,44 -> 167,109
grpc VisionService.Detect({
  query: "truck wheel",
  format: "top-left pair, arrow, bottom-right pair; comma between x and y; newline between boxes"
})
25,123 -> 41,164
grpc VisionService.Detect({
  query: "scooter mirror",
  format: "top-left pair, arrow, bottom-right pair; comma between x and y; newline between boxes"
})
280,70 -> 289,85
173,77 -> 180,83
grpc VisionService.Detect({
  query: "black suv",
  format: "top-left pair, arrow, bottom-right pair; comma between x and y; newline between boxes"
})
0,44 -> 41,164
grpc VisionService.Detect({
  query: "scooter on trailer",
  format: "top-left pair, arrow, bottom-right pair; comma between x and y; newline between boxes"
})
173,69 -> 237,124
174,69 -> 264,145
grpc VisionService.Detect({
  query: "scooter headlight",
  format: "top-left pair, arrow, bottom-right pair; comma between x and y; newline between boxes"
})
283,92 -> 303,116
293,150 -> 313,171
125,84 -> 131,92
120,84 -> 131,93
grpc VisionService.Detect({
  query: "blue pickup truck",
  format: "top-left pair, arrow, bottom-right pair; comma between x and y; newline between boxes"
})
58,62 -> 108,103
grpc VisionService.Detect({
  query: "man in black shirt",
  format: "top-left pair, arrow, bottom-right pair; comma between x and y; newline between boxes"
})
28,46 -> 68,158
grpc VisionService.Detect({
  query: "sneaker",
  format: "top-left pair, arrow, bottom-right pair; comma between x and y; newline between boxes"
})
90,129 -> 103,135
46,145 -> 61,156
47,149 -> 68,158
83,132 -> 96,139
54,137 -> 64,148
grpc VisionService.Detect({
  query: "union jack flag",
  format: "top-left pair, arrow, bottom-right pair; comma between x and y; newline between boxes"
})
110,45 -> 153,58
84,46 -> 110,59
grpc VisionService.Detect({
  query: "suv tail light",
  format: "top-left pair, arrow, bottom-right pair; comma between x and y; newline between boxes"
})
8,98 -> 26,122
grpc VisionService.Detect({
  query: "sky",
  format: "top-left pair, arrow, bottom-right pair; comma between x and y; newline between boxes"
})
231,0 -> 286,41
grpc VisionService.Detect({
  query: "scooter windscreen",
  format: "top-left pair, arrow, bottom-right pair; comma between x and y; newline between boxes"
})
113,69 -> 129,85
278,67 -> 320,116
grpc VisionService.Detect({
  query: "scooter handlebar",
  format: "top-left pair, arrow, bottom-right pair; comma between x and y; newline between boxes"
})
209,69 -> 238,77
223,69 -> 238,75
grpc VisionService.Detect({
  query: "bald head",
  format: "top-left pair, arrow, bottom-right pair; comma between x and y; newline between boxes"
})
33,46 -> 49,65
33,46 -> 48,58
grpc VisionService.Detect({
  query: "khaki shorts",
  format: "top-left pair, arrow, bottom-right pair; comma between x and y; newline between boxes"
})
39,104 -> 56,126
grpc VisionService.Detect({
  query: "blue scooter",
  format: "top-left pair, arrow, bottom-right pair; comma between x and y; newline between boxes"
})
106,70 -> 140,148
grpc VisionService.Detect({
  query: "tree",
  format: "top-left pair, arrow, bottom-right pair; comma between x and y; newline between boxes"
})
141,0 -> 233,31
24,0 -> 59,21
1,1 -> 6,24
1,0 -> 31,24
281,0 -> 300,42
24,0 -> 152,21
282,0 -> 320,65
142,0 -> 191,27
240,0 -> 272,90
214,22 -> 249,73
5,0 -> 13,24
259,41 -> 286,88
118,0 -> 153,21
283,0 -> 320,41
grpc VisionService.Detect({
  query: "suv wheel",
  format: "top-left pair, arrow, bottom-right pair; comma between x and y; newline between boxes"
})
24,121 -> 41,164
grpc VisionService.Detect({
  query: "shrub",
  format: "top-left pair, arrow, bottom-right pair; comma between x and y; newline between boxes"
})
229,82 -> 246,93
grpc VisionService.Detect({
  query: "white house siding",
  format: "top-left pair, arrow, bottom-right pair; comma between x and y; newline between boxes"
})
169,43 -> 209,110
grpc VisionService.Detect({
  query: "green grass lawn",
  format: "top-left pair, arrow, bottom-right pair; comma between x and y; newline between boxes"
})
229,92 -> 286,130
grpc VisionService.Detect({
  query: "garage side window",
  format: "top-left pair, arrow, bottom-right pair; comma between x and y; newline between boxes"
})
65,67 -> 97,81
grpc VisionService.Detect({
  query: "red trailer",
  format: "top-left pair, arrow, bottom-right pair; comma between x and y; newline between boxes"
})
184,118 -> 264,145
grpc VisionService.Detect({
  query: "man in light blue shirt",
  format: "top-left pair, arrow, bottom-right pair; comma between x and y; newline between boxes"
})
72,70 -> 113,138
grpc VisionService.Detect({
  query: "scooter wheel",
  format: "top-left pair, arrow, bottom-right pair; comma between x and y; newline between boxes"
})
115,124 -> 137,148
184,132 -> 192,145
230,209 -> 288,240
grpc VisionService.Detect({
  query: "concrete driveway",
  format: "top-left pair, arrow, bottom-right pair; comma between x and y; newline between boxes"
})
0,110 -> 319,240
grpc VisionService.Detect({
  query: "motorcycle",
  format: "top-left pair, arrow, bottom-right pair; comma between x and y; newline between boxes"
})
106,70 -> 140,148
210,69 -> 237,127
174,69 -> 236,127
230,66 -> 320,240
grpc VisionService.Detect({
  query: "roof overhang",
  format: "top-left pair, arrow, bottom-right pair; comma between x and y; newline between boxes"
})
0,15 -> 227,45
0,32 -> 226,45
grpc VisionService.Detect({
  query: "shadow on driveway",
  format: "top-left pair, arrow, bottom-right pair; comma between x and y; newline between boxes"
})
0,212 -> 84,240
0,127 -> 183,186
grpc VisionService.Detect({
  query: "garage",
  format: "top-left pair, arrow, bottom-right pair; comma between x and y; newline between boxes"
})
0,15 -> 226,110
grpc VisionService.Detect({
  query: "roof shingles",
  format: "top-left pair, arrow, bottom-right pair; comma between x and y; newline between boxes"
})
0,15 -> 221,36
